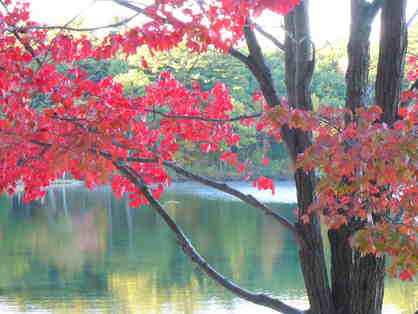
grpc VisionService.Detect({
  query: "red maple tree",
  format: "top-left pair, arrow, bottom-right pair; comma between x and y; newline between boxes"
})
0,0 -> 416,313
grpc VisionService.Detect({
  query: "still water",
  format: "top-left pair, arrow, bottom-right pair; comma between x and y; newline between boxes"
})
0,182 -> 416,314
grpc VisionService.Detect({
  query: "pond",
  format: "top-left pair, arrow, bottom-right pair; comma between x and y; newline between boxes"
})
0,182 -> 416,314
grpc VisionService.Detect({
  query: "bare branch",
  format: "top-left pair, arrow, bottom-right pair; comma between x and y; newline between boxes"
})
146,109 -> 262,122
113,160 -> 305,314
87,143 -> 302,245
254,23 -> 286,51
55,116 -> 101,134
365,0 -> 383,22
54,0 -> 97,31
87,148 -> 158,164
34,122 -> 300,245
407,9 -> 418,28
111,0 -> 148,14
163,161 -> 303,247
0,0 -> 42,67
18,142 -> 51,166
10,13 -> 141,33
228,48 -> 251,66
241,19 -> 282,107
245,19 -> 267,68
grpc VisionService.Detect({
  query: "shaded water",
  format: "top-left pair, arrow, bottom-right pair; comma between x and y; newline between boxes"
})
0,182 -> 416,314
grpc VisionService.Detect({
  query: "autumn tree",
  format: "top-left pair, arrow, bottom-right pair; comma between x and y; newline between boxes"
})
0,1 -> 416,314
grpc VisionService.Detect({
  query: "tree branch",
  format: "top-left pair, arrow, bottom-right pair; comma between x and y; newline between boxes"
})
240,19 -> 282,107
0,0 -> 42,67
90,145 -> 302,247
87,148 -> 158,164
407,9 -> 418,28
113,160 -> 305,314
49,129 -> 301,245
146,109 -> 262,122
25,113 -> 299,245
228,48 -> 251,67
17,142 -> 51,166
365,0 -> 383,22
9,13 -> 140,33
245,19 -> 268,69
162,161 -> 303,247
111,0 -> 149,15
254,23 -> 286,51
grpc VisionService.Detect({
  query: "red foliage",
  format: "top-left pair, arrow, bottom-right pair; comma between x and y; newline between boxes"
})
252,176 -> 275,194
0,0 -> 416,280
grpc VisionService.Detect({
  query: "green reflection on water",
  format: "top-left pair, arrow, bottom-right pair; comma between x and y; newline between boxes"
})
0,185 -> 416,314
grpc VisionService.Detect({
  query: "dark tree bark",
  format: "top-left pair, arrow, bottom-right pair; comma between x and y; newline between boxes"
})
233,1 -> 405,313
329,2 -> 407,314
237,2 -> 335,313
283,2 -> 334,314
329,2 -> 384,314
375,0 -> 408,125
329,223 -> 386,314
345,0 -> 380,113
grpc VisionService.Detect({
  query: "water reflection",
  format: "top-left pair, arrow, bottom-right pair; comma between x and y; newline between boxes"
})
0,183 -> 416,314
166,181 -> 297,203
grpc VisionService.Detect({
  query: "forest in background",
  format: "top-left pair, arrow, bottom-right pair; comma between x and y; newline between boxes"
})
53,21 -> 418,180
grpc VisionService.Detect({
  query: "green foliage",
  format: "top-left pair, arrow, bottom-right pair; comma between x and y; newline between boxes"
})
407,21 -> 418,58
78,58 -> 130,82
70,41 -> 385,178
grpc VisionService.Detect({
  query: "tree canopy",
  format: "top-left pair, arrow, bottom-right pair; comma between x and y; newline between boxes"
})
0,0 -> 416,313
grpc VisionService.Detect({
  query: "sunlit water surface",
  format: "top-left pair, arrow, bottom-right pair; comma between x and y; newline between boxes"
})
0,181 -> 416,314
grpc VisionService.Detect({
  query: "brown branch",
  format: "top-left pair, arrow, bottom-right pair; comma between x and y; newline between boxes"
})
27,138 -> 157,164
113,160 -> 305,314
20,72 -> 298,247
17,141 -> 51,166
162,161 -> 303,247
111,0 -> 149,15
407,9 -> 418,28
365,0 -> 383,22
89,144 -> 302,246
241,19 -> 282,108
254,23 -> 286,51
55,116 -> 101,133
228,48 -> 251,67
0,0 -> 42,67
10,13 -> 140,33
245,19 -> 267,69
29,140 -> 52,148
87,148 -> 158,164
146,109 -> 262,122
66,133 -> 302,246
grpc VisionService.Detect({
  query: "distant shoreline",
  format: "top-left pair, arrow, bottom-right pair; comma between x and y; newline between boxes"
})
13,175 -> 293,193
14,179 -> 83,193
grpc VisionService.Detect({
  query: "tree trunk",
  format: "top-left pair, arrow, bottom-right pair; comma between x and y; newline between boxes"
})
345,0 -> 380,113
237,2 -> 335,312
329,223 -> 386,314
329,1 -> 406,314
375,0 -> 407,125
284,2 -> 335,313
329,0 -> 386,311
230,0 -> 407,313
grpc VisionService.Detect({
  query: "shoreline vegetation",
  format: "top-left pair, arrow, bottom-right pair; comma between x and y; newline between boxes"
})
14,171 -> 293,193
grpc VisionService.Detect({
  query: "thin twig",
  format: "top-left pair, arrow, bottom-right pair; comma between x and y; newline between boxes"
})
407,9 -> 418,28
0,0 -> 42,67
146,109 -> 262,122
10,13 -> 140,33
254,23 -> 286,51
